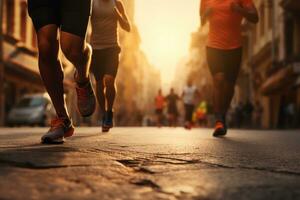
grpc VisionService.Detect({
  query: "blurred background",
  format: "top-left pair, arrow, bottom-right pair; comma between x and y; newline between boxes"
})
0,0 -> 299,129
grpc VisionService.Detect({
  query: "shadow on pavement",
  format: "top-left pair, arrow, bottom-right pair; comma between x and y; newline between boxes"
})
0,144 -> 78,176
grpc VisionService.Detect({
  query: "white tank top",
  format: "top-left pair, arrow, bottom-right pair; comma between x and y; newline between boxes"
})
183,86 -> 197,105
91,0 -> 119,50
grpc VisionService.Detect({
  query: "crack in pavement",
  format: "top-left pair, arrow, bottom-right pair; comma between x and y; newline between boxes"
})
130,179 -> 160,189
0,159 -> 105,170
153,156 -> 300,177
116,155 -> 300,178
117,160 -> 156,174
129,178 -> 181,199
84,146 -> 300,178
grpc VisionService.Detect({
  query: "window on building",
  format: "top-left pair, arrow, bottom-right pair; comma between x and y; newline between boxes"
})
6,0 -> 15,36
20,1 -> 27,43
260,3 -> 265,37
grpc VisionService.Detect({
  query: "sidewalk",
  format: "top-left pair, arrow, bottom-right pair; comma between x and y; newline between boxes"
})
0,127 -> 299,200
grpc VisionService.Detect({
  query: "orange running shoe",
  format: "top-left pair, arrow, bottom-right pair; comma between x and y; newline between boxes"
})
75,77 -> 96,117
213,121 -> 227,137
184,122 -> 192,130
41,118 -> 74,144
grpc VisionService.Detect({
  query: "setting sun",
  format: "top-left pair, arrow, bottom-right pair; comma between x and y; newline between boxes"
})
135,0 -> 200,87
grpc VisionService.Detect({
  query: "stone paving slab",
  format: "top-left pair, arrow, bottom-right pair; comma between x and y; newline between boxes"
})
0,127 -> 299,200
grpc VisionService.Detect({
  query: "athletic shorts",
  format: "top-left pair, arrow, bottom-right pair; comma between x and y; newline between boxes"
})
168,106 -> 178,116
27,0 -> 91,38
206,47 -> 242,83
91,47 -> 121,81
155,109 -> 163,115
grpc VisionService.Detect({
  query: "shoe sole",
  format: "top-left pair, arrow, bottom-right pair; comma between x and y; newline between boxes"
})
102,125 -> 113,133
42,138 -> 64,145
81,112 -> 95,118
41,127 -> 74,145
213,129 -> 227,137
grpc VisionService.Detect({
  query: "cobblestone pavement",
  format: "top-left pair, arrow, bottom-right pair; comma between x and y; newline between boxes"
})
0,127 -> 299,200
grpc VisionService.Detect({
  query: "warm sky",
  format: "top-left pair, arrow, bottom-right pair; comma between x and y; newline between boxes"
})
135,0 -> 200,87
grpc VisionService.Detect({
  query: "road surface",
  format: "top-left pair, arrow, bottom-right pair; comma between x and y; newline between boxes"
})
0,127 -> 299,200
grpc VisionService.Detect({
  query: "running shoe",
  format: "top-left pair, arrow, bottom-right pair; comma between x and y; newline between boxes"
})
184,122 -> 192,130
75,77 -> 96,117
213,121 -> 227,137
102,111 -> 114,132
41,118 -> 74,144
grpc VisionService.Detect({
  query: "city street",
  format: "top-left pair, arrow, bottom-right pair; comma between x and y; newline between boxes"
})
0,127 -> 299,200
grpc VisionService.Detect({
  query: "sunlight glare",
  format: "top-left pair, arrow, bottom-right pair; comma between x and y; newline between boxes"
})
135,0 -> 200,87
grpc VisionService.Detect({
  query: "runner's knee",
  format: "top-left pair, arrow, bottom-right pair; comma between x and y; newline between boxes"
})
61,40 -> 90,64
37,36 -> 59,62
213,73 -> 226,87
104,75 -> 115,89
61,45 -> 83,64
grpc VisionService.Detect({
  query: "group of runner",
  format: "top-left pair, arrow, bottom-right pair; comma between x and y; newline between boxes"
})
155,81 -> 200,129
27,0 -> 258,143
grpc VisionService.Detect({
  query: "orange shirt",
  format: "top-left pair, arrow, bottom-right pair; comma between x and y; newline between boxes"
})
155,95 -> 165,109
201,0 -> 253,49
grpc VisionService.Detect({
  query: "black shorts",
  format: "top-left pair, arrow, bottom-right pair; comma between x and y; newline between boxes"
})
168,106 -> 178,116
155,109 -> 163,115
27,0 -> 91,38
91,47 -> 121,81
206,47 -> 242,83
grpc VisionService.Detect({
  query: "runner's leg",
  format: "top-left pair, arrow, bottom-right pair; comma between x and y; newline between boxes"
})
60,33 -> 92,83
37,26 -> 69,119
59,0 -> 95,117
104,75 -> 116,111
91,49 -> 105,112
223,48 -> 242,115
96,80 -> 106,113
212,73 -> 227,121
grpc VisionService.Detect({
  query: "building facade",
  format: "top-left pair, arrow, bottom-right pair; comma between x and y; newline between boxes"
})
1,0 -> 81,126
1,0 -> 44,125
244,0 -> 300,128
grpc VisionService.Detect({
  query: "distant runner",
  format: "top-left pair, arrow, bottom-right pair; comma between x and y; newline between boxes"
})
166,88 -> 180,127
155,89 -> 165,127
182,80 -> 198,129
91,0 -> 131,132
200,0 -> 259,137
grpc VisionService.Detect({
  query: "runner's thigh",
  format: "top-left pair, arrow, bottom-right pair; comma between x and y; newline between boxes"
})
60,0 -> 92,38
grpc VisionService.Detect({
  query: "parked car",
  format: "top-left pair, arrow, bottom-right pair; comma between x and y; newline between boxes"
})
7,93 -> 55,127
